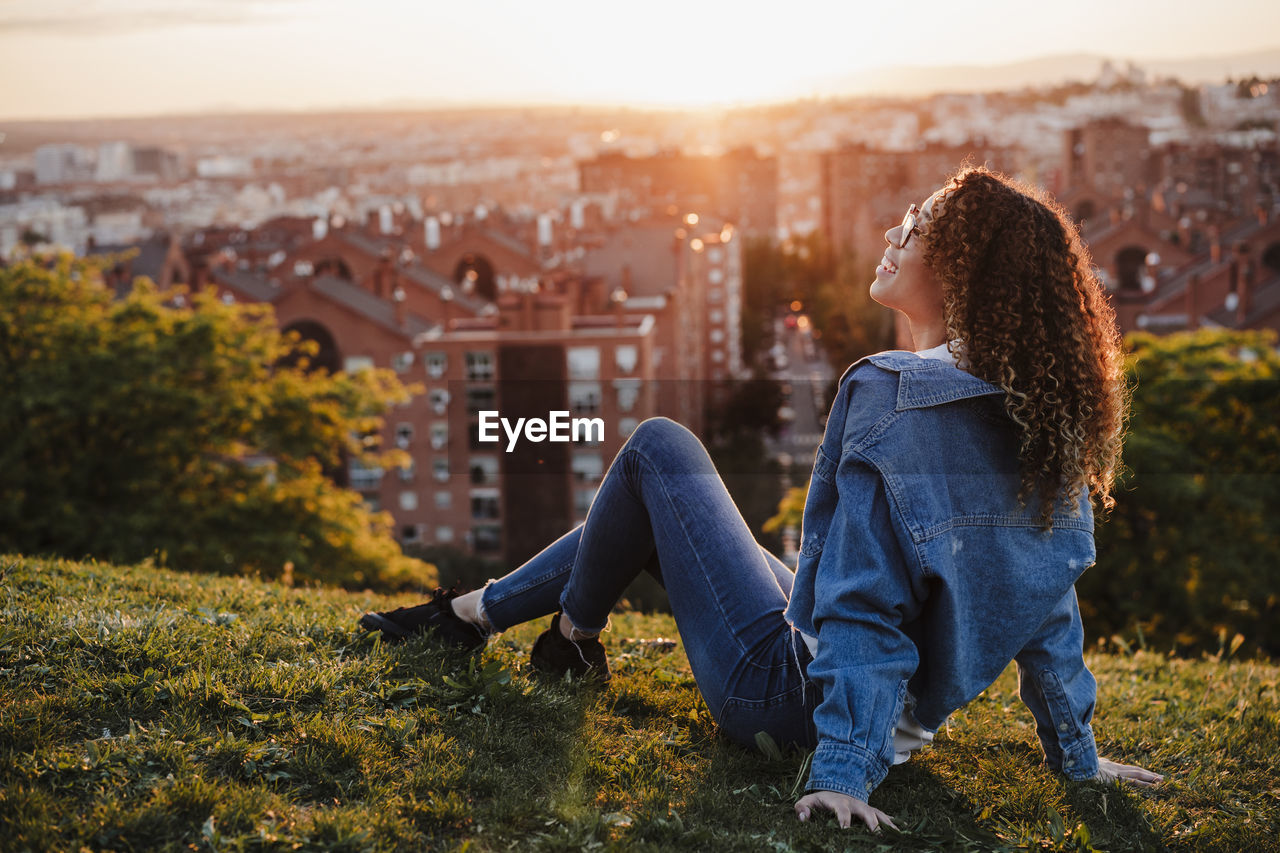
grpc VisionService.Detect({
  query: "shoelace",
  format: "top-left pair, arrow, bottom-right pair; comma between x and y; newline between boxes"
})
570,637 -> 594,671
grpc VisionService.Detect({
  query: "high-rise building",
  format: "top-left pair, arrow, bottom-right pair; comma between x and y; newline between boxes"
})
820,140 -> 1019,261
579,147 -> 777,238
1062,117 -> 1154,202
95,142 -> 133,182
34,144 -> 92,185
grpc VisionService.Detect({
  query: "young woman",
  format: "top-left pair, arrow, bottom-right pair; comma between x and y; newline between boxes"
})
361,166 -> 1163,832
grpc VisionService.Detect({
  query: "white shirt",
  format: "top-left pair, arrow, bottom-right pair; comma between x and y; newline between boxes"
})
913,340 -> 969,370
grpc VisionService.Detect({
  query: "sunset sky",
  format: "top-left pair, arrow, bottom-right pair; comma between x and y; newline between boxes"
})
1,0 -> 1278,120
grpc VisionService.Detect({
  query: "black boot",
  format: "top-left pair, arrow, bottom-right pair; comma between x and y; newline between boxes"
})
359,587 -> 487,651
530,611 -> 610,682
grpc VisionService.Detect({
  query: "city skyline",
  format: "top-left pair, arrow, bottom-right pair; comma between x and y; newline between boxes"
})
1,0 -> 1279,120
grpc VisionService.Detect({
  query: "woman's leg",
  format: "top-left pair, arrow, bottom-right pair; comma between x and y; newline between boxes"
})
483,416 -> 817,746
476,471 -> 793,635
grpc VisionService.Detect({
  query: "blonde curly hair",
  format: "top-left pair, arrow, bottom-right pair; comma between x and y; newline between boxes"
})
919,166 -> 1128,526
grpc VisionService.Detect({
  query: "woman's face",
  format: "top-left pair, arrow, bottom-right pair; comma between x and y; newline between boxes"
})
869,190 -> 946,329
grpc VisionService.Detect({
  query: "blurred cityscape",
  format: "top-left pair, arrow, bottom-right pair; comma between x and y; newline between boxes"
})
3,60 -> 1278,569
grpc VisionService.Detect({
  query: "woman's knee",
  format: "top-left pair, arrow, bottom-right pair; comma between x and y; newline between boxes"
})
628,416 -> 698,451
619,417 -> 715,478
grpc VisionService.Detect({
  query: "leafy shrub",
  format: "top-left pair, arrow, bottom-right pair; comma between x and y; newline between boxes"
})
1084,329 -> 1280,656
0,254 -> 435,591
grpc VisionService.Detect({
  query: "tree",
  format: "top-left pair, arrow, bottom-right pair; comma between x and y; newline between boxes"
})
807,250 -> 897,374
0,254 -> 436,591
1084,329 -> 1280,655
741,231 -> 894,379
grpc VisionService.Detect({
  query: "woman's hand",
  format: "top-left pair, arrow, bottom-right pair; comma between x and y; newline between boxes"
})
795,790 -> 898,832
1094,756 -> 1163,787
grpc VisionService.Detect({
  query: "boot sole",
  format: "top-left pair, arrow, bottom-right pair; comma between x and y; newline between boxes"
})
359,612 -> 410,640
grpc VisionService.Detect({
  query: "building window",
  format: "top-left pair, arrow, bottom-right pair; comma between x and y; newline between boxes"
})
571,452 -> 603,482
709,329 -> 725,344
712,348 -> 724,363
436,525 -> 454,543
709,309 -> 724,324
399,491 -> 418,511
708,247 -> 724,264
395,423 -> 414,449
569,381 -> 601,414
392,351 -> 414,373
615,344 -> 638,374
429,388 -> 450,414
401,524 -> 422,544
574,487 -> 597,516
614,378 -> 641,413
471,490 -> 500,520
465,351 -> 494,381
567,346 -> 601,380
471,524 -> 502,554
430,421 -> 448,450
433,458 -> 449,482
469,456 -> 499,485
344,355 -> 374,373
348,458 -> 383,491
576,422 -> 604,447
363,495 -> 381,513
425,351 -> 447,378
466,386 -> 496,415
619,417 -> 638,438
435,490 -> 452,510
397,460 -> 415,482
708,268 -> 724,284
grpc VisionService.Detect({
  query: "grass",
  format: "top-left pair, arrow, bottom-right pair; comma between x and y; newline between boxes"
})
1,555 -> 1277,852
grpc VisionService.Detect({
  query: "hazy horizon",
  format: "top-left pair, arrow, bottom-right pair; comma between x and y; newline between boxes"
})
2,0 -> 1279,122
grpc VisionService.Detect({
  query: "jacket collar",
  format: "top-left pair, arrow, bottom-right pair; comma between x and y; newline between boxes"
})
842,350 -> 1005,411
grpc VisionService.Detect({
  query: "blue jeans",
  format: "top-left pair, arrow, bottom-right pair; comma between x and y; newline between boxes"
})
480,417 -> 821,750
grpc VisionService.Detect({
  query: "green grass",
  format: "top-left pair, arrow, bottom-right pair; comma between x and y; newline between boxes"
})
1,555 -> 1277,852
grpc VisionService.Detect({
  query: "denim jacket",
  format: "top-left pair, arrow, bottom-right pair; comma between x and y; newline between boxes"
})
784,350 -> 1100,803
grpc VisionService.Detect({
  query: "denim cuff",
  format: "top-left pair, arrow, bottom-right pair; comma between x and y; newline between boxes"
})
1057,726 -> 1099,781
805,741 -> 887,803
557,587 -> 611,636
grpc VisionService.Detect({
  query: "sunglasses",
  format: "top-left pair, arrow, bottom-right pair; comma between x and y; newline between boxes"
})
891,203 -> 922,250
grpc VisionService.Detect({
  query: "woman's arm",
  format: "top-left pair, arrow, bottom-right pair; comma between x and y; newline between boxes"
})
1014,587 -> 1100,779
1015,587 -> 1162,786
798,459 -> 922,822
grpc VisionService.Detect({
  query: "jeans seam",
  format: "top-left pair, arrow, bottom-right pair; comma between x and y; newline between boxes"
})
720,683 -> 805,712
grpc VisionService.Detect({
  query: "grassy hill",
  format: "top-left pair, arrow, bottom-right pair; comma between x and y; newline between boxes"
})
1,555 -> 1277,852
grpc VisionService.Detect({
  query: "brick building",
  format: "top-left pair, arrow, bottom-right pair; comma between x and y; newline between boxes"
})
581,213 -> 747,433
578,147 -> 777,238
1060,117 -> 1156,210
1057,119 -> 1280,337
187,208 -> 744,568
819,139 -> 1020,262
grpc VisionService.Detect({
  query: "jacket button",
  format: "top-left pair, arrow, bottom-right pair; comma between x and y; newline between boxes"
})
1058,723 -> 1070,733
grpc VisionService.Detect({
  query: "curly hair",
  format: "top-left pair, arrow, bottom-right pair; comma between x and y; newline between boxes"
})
919,166 -> 1128,526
